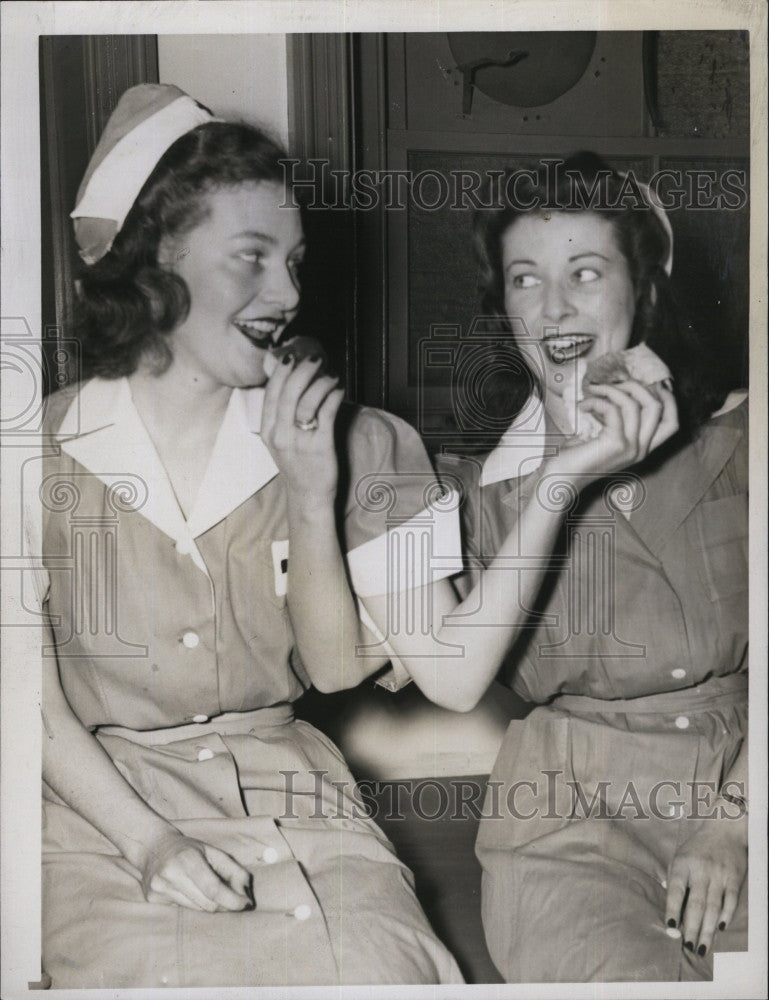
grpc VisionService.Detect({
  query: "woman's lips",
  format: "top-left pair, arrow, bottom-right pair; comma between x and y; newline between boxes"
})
234,318 -> 283,349
543,334 -> 596,364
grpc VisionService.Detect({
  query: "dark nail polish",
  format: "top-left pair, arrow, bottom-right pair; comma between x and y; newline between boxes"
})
309,354 -> 320,363
684,941 -> 694,951
282,353 -> 294,365
697,944 -> 706,956
718,921 -> 726,931
667,918 -> 677,928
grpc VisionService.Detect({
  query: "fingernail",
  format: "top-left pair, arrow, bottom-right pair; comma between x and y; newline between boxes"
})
667,918 -> 677,928
698,944 -> 706,956
684,941 -> 694,951
718,921 -> 726,931
309,353 -> 320,363
282,353 -> 294,365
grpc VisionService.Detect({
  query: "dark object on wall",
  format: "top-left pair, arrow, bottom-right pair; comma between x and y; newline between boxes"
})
450,47 -> 529,116
447,32 -> 596,109
403,32 -> 645,136
286,34 -> 358,397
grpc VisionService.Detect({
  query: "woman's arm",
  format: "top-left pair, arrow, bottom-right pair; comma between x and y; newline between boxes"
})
259,358 -> 388,692
42,620 -> 252,911
363,381 -> 679,712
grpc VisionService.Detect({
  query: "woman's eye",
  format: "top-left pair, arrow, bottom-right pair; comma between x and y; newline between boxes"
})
237,250 -> 264,266
574,267 -> 600,283
509,273 -> 540,289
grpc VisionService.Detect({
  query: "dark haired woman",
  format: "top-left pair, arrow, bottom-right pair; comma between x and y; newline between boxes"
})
38,84 -> 464,988
445,152 -> 748,982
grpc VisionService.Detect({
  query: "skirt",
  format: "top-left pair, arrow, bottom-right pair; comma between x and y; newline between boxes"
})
42,704 -> 463,988
475,672 -> 748,982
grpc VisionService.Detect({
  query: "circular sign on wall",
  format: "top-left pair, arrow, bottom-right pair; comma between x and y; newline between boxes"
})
447,32 -> 597,108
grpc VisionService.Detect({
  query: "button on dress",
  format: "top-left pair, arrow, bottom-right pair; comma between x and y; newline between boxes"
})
38,377 -> 463,988
440,395 -> 748,982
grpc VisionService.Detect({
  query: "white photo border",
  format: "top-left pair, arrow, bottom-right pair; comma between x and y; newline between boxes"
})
2,2 -> 766,998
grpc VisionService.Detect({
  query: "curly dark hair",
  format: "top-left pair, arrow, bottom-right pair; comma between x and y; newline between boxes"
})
472,151 -> 730,437
73,121 -> 290,379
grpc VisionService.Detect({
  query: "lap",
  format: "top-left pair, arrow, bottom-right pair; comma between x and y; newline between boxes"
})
476,703 -> 748,983
481,827 -> 747,983
42,719 -> 464,987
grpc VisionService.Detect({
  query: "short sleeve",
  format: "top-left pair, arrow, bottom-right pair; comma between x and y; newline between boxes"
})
341,406 -> 462,595
339,406 -> 463,691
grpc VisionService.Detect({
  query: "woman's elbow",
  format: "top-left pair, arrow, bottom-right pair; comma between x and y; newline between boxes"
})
431,687 -> 484,714
310,666 -> 366,695
309,673 -> 345,695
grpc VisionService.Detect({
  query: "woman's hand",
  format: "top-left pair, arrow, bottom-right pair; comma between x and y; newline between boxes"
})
664,810 -> 748,956
260,353 -> 345,501
546,380 -> 678,485
141,829 -> 253,912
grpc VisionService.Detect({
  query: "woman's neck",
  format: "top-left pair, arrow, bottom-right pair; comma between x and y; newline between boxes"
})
127,363 -> 233,434
127,364 -> 235,519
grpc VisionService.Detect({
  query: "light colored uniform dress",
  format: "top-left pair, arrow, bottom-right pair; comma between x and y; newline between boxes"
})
439,393 -> 749,983
38,376 -> 463,989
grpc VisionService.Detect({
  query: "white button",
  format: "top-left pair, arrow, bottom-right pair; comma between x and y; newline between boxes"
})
182,631 -> 200,648
262,847 -> 279,865
192,713 -> 209,723
293,904 -> 312,921
197,748 -> 214,762
674,715 -> 690,729
176,538 -> 194,555
665,926 -> 682,940
671,668 -> 686,680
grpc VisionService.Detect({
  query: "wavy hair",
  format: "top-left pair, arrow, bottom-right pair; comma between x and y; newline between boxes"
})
472,151 -> 729,436
73,122 -> 289,379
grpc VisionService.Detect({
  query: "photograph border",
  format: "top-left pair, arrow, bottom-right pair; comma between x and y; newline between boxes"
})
2,2 -> 766,998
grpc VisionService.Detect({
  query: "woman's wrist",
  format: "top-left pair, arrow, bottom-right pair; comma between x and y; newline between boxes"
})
286,488 -> 337,518
532,458 -> 591,512
118,817 -> 183,872
714,791 -> 748,846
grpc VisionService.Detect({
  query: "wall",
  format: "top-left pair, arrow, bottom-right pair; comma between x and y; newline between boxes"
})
158,34 -> 289,147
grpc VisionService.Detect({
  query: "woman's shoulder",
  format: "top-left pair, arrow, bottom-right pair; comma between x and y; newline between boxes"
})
337,402 -> 431,471
340,402 -> 421,441
709,389 -> 748,429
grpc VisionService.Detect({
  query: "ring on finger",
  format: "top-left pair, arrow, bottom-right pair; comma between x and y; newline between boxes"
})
294,417 -> 319,432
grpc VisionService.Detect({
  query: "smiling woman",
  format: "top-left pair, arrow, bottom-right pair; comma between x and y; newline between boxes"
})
37,83 -> 464,989
500,211 -> 638,416
154,183 -> 304,390
450,151 -> 749,982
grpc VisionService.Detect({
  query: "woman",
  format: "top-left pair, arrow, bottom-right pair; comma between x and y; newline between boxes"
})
38,83 -> 465,988
452,152 -> 749,982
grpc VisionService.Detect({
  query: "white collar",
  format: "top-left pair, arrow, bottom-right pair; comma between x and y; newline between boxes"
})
56,378 -> 279,562
480,395 -> 550,487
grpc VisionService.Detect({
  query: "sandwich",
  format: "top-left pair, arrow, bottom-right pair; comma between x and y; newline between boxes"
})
560,344 -> 672,440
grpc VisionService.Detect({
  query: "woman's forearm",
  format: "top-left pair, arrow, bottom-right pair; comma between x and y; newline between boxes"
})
363,466 -> 568,712
286,496 -> 388,692
42,624 -> 180,871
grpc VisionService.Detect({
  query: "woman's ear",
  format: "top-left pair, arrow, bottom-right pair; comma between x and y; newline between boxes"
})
636,272 -> 658,309
156,234 -> 183,269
